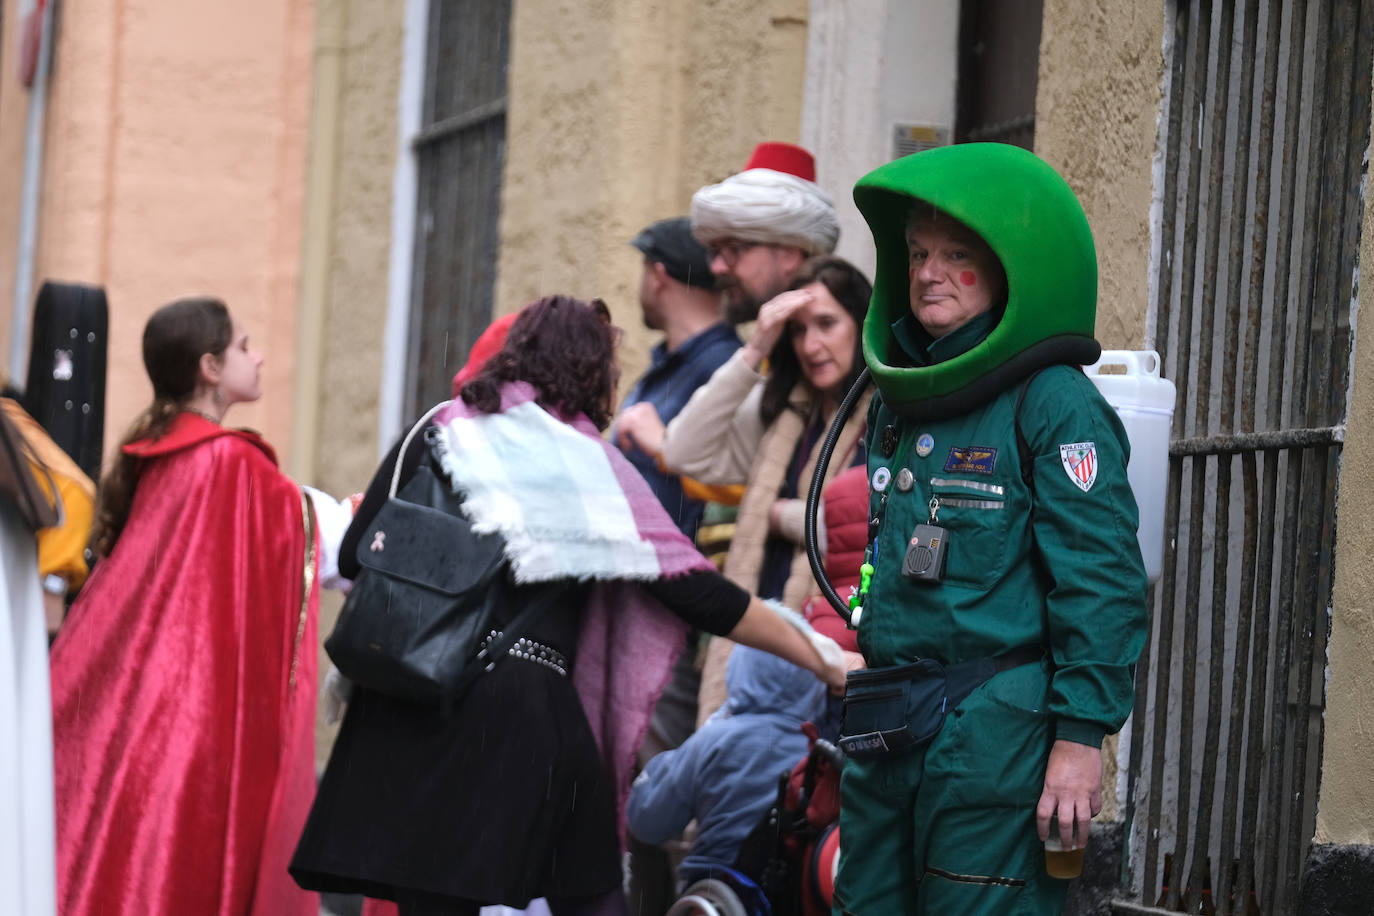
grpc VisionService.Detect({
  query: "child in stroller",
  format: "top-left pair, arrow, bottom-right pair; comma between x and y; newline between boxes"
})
660,732 -> 846,916
627,645 -> 836,915
639,465 -> 868,915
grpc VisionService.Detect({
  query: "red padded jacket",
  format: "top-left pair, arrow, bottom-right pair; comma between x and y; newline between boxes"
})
802,464 -> 869,653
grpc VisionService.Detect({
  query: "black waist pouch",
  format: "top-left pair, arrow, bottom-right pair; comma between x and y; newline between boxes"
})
838,655 -> 1001,760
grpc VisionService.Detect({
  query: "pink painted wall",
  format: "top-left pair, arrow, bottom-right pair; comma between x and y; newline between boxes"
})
33,0 -> 314,459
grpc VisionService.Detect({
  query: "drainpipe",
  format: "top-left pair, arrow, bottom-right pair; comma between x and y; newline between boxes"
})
10,0 -> 58,380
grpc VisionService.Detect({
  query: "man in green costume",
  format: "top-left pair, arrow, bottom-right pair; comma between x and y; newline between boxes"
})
833,143 -> 1148,914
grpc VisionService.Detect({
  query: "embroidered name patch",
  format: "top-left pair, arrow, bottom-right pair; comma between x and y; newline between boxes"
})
943,446 -> 998,476
1060,442 -> 1097,492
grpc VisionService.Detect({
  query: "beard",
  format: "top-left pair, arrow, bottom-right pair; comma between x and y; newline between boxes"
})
721,284 -> 761,325
720,264 -> 792,325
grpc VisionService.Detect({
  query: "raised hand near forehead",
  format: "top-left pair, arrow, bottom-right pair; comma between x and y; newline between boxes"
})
743,287 -> 816,369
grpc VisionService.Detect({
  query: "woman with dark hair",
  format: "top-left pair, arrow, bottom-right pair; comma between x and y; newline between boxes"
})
290,295 -> 845,916
617,256 -> 872,718
49,297 -> 323,916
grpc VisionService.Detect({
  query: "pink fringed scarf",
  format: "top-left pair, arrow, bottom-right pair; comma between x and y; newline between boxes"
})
431,385 -> 714,840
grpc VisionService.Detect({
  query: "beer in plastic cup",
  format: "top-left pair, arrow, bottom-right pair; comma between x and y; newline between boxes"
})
1044,818 -> 1086,879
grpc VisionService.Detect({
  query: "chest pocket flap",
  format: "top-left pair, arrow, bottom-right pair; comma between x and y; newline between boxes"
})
928,475 -> 1012,588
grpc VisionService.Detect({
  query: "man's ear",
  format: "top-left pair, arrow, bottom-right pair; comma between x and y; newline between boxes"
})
651,261 -> 672,291
198,351 -> 222,388
778,246 -> 807,277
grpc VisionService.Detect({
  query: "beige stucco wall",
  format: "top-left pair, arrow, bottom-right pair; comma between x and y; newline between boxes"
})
294,0 -> 402,496
497,0 -> 810,380
28,0 -> 313,460
1315,78 -> 1374,846
1034,0 -> 1163,352
1033,0 -> 1164,821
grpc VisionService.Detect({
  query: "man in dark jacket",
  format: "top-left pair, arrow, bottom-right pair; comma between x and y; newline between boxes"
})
615,217 -> 740,540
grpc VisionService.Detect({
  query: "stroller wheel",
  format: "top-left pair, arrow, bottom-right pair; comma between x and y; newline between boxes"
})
666,878 -> 752,916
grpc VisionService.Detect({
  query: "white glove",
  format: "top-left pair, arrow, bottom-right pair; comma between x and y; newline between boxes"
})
321,665 -> 353,725
763,598 -> 847,672
303,485 -> 357,593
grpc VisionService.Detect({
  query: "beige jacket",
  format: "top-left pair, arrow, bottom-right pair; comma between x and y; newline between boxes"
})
660,351 -> 870,722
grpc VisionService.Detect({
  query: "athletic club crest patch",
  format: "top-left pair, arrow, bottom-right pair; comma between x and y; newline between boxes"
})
1060,442 -> 1098,492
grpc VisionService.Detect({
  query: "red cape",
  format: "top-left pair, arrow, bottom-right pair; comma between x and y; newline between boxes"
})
50,413 -> 319,916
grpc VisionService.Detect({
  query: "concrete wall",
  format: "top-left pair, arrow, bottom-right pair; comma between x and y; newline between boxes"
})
1034,0 -> 1164,822
495,0 -> 810,383
14,0 -> 314,460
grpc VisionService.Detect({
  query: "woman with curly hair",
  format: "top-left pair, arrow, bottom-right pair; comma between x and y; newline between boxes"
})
290,295 -> 844,916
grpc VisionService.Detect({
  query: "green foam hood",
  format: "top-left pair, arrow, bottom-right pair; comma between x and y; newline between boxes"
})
854,143 -> 1101,418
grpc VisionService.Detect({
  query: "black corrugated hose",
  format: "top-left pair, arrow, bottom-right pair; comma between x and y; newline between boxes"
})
803,368 -> 872,626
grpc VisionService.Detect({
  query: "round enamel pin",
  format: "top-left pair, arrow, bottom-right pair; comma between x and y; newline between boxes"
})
915,433 -> 935,457
895,468 -> 914,492
872,467 -> 892,493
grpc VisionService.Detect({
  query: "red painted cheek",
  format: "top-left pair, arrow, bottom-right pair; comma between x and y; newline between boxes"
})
959,271 -> 978,287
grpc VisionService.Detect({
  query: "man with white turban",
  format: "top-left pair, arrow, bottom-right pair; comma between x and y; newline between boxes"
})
691,142 -> 840,323
617,143 -> 843,913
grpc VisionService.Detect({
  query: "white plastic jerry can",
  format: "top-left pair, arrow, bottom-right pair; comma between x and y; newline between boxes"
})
1082,350 -> 1177,584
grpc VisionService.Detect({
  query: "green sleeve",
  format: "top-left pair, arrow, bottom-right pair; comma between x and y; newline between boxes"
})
1020,367 -> 1149,742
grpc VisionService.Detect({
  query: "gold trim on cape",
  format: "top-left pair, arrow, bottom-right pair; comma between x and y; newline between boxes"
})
290,490 -> 317,688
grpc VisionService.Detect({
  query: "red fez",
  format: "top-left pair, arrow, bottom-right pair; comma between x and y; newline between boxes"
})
743,142 -> 817,182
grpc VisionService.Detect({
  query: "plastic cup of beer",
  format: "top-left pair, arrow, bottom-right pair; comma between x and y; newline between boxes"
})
1043,818 -> 1086,879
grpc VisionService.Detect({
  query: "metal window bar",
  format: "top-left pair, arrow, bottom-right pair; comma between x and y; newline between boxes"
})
404,0 -> 512,419
1119,1 -> 1372,914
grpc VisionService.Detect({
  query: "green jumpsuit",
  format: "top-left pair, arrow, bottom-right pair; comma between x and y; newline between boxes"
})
832,312 -> 1148,914
834,143 -> 1150,914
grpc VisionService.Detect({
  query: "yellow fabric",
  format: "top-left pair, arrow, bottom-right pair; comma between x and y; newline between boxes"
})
1,399 -> 96,588
678,476 -> 745,506
652,451 -> 745,506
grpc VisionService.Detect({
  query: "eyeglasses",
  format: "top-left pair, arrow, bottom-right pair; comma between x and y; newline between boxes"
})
705,239 -> 761,268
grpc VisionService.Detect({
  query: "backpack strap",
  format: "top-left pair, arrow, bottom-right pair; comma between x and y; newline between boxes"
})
1013,370 -> 1057,662
1014,370 -> 1045,489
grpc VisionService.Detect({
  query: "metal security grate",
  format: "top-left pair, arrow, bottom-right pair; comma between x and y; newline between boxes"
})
1120,2 -> 1372,914
405,0 -> 512,419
